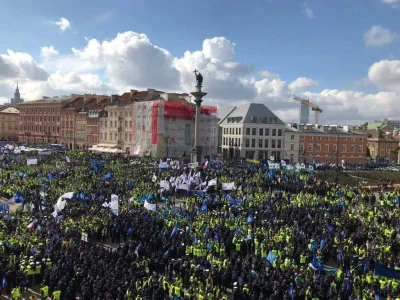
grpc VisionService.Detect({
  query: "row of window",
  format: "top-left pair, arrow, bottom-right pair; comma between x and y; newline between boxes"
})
226,116 -> 278,124
299,143 -> 364,153
20,107 -> 60,114
100,120 -> 133,128
223,137 -> 283,149
109,111 -> 133,117
21,115 -> 60,122
223,127 -> 283,137
300,135 -> 365,142
100,132 -> 132,142
22,126 -> 60,134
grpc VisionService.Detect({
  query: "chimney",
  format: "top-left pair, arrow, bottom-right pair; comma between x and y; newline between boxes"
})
292,123 -> 298,129
148,88 -> 155,99
84,94 -> 92,103
130,89 -> 138,98
322,125 -> 329,132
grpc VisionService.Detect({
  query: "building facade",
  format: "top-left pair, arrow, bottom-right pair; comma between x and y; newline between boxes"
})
18,96 -> 74,144
286,123 -> 368,164
219,103 -> 286,160
284,126 -> 300,163
104,97 -> 133,154
132,92 -> 218,158
366,129 -> 399,164
86,95 -> 111,148
0,106 -> 19,141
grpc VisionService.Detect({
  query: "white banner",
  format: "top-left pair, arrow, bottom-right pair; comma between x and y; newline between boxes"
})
188,162 -> 199,168
54,192 -> 74,213
208,179 -> 217,186
286,165 -> 294,170
81,233 -> 88,242
295,163 -> 301,170
66,156 -> 70,163
281,160 -> 286,166
222,182 -> 236,191
301,163 -> 306,169
269,163 -> 280,170
178,183 -> 190,191
27,159 -> 37,165
38,151 -> 51,155
160,180 -> 171,191
144,200 -> 156,211
309,165 -> 314,171
110,194 -> 119,216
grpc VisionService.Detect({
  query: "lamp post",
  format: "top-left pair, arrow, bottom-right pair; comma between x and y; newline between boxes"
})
191,69 -> 207,164
166,136 -> 169,158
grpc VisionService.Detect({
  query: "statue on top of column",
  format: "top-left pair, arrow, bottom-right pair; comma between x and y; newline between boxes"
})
193,69 -> 203,87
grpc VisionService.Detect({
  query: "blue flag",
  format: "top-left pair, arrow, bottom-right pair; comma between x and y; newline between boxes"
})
267,251 -> 276,264
312,255 -> 323,270
374,262 -> 400,279
170,225 -> 178,238
246,215 -> 254,224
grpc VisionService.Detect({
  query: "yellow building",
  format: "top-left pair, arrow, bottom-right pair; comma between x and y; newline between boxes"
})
0,106 -> 19,141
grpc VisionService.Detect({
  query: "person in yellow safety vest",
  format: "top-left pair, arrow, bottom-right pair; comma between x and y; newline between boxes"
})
11,286 -> 21,300
126,288 -> 133,299
305,286 -> 312,300
45,258 -> 52,271
243,284 -> 250,294
35,261 -> 41,284
40,284 -> 49,299
52,289 -> 61,300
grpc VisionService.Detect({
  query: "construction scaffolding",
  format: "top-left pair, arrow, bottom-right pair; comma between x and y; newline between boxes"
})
132,100 -> 218,158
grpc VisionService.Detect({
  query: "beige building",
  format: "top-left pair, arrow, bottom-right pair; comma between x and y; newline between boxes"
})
219,103 -> 286,160
0,106 -> 19,141
98,95 -> 134,154
284,125 -> 300,163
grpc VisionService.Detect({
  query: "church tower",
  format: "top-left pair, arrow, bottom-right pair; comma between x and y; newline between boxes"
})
10,81 -> 24,106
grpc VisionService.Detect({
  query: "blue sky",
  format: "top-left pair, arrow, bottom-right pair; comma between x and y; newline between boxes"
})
0,0 -> 399,123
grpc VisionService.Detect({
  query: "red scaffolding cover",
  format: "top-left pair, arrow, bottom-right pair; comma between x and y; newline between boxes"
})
163,101 -> 217,120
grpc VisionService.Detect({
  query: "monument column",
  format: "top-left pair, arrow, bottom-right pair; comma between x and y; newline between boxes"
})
191,69 -> 207,164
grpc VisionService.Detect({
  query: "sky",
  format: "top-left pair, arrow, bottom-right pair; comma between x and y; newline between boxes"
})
0,0 -> 399,125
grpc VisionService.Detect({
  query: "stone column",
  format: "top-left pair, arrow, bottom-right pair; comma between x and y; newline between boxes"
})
191,85 -> 207,164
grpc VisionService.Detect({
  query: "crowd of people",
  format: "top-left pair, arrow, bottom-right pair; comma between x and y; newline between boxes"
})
0,150 -> 399,300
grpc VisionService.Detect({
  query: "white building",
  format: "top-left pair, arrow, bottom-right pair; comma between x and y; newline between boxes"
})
132,93 -> 218,158
284,125 -> 300,163
219,103 -> 286,160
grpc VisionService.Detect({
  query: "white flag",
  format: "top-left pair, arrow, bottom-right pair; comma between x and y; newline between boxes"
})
110,194 -> 119,216
144,200 -> 156,211
222,182 -> 236,191
27,159 -> 37,165
208,179 -> 217,187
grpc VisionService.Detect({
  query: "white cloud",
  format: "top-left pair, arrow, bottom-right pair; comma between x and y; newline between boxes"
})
381,0 -> 399,6
1,30 -> 400,124
303,3 -> 314,19
40,46 -> 59,57
368,60 -> 400,92
364,25 -> 397,47
0,50 -> 48,81
289,77 -> 318,92
53,17 -> 71,31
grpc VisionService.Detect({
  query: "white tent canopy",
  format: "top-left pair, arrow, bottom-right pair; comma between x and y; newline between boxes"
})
88,145 -> 124,154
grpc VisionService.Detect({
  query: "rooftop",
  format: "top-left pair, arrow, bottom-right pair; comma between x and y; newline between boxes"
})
287,123 -> 368,136
220,103 -> 284,126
